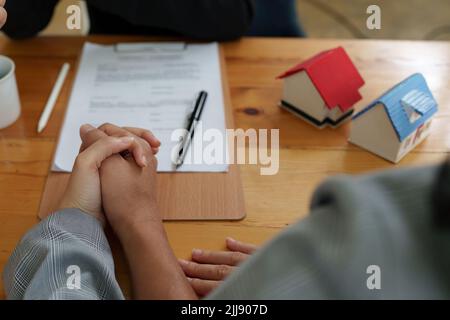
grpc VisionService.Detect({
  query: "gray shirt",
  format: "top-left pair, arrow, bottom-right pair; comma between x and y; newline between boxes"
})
4,163 -> 450,299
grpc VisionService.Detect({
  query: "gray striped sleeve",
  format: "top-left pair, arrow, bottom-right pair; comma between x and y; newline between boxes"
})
3,209 -> 124,300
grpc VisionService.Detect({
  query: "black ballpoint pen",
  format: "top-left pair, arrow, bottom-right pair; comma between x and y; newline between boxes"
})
176,91 -> 208,169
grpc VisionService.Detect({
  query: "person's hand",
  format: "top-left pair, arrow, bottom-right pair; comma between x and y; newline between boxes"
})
178,238 -> 258,297
58,125 -> 145,223
0,0 -> 7,29
79,123 -> 160,236
59,123 -> 156,223
78,124 -> 196,300
93,122 -> 160,159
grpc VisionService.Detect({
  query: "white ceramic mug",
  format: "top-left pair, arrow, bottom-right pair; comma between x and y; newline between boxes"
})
0,55 -> 21,129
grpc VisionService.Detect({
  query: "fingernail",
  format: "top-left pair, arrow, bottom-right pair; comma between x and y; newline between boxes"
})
179,259 -> 189,266
80,124 -> 95,133
141,155 -> 148,167
226,237 -> 236,243
146,132 -> 161,145
192,249 -> 202,256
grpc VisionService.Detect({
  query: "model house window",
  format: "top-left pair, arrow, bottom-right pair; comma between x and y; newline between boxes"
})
406,108 -> 421,123
416,124 -> 425,140
404,136 -> 412,150
401,90 -> 434,123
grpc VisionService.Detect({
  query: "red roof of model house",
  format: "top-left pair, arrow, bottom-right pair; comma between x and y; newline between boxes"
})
277,47 -> 365,112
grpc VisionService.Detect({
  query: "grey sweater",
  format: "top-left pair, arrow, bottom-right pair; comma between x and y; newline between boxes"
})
4,163 -> 450,299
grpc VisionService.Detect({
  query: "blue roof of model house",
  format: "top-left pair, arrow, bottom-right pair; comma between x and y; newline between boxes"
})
353,73 -> 438,141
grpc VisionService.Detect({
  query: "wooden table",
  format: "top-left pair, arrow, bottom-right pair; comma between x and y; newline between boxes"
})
0,36 -> 449,299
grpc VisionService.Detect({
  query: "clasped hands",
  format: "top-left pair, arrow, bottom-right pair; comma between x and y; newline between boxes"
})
58,123 -> 256,298
58,123 -> 161,237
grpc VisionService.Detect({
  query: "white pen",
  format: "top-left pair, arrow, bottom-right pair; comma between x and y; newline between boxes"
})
37,63 -> 70,133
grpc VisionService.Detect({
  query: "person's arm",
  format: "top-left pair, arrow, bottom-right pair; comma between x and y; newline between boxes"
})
3,209 -> 125,300
3,126 -> 154,300
87,0 -> 255,41
116,217 -> 196,300
207,164 -> 446,299
2,0 -> 58,39
81,123 -> 196,299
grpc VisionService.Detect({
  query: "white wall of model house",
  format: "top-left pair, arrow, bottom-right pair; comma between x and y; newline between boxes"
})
349,103 -> 433,163
397,119 -> 432,161
281,71 -> 347,126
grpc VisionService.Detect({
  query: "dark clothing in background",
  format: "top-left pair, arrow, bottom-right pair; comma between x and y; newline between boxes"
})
3,0 -> 255,41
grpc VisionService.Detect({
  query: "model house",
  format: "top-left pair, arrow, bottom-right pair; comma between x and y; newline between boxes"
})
349,73 -> 438,163
277,47 -> 365,128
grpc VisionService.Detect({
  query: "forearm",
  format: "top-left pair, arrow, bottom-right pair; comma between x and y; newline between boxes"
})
3,0 -> 58,39
87,0 -> 254,40
3,209 -> 124,300
209,165 -> 443,299
118,217 -> 196,300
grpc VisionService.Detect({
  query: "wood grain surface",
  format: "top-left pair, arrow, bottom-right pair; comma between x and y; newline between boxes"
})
38,46 -> 246,221
0,36 -> 449,298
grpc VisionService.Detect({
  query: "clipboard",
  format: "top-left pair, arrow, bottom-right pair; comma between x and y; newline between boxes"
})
38,45 -> 246,221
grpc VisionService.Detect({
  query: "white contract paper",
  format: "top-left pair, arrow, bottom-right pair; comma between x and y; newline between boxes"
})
53,42 -> 228,172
